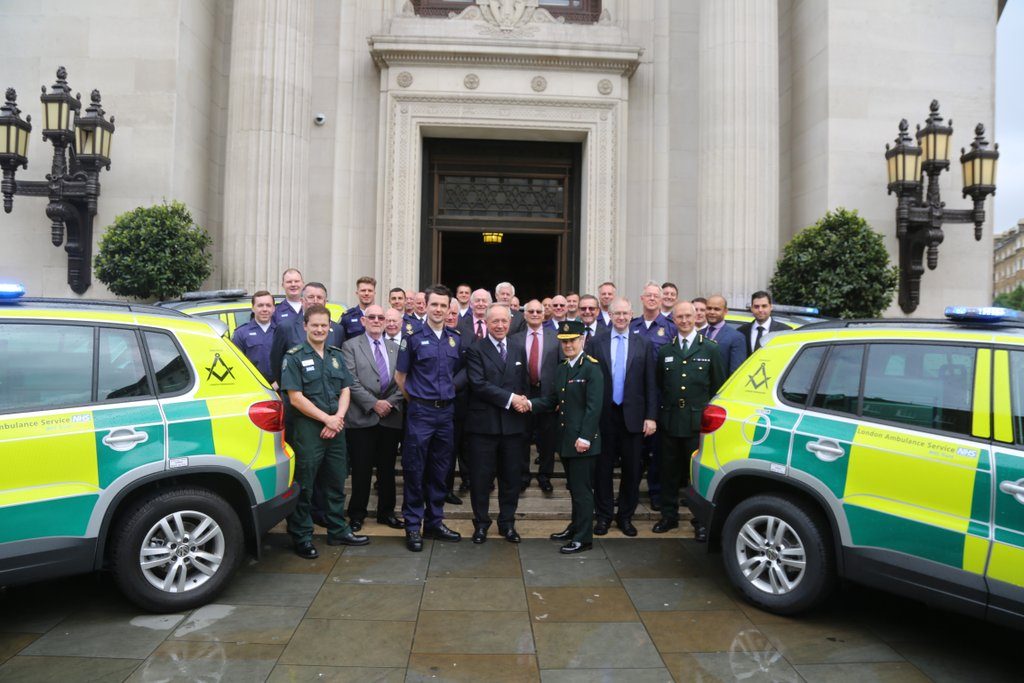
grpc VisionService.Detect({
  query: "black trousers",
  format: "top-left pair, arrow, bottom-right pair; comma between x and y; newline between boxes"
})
467,432 -> 525,531
345,424 -> 402,522
524,384 -> 557,485
595,404 -> 643,523
658,433 -> 699,522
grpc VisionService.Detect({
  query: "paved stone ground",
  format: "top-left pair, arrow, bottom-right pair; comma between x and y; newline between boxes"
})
0,530 -> 1018,682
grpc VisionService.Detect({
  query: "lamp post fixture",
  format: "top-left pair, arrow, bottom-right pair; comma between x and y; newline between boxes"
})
0,67 -> 115,294
885,100 -> 998,313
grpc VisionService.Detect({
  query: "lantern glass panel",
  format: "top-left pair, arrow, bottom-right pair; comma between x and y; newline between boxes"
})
0,124 -> 10,154
981,157 -> 995,186
101,129 -> 112,158
17,127 -> 29,157
887,155 -> 896,184
961,158 -> 974,188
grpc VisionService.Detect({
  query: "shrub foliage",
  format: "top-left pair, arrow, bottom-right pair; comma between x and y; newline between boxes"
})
769,208 -> 897,319
94,201 -> 213,300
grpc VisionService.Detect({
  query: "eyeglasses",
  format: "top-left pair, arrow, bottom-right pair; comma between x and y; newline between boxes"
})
524,309 -> 544,314
551,303 -> 566,308
364,314 -> 385,321
579,306 -> 598,311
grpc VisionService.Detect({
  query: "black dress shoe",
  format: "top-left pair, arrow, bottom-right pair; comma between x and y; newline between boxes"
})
534,456 -> 541,464
560,541 -> 593,554
472,526 -> 487,544
520,482 -> 529,493
406,530 -> 423,552
539,480 -> 553,493
550,525 -> 574,541
652,518 -> 679,533
594,520 -> 609,536
445,492 -> 463,505
423,524 -> 461,542
617,519 -> 638,537
294,541 -> 318,559
502,528 -> 521,544
376,515 -> 405,529
693,523 -> 708,543
328,530 -> 370,546
348,519 -> 363,532
458,481 -> 470,493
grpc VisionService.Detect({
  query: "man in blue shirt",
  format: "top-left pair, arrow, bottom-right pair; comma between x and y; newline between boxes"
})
272,268 -> 305,326
340,276 -> 378,339
395,284 -> 466,552
231,290 -> 276,383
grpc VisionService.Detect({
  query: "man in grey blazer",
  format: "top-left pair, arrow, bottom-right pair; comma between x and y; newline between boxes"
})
341,304 -> 406,531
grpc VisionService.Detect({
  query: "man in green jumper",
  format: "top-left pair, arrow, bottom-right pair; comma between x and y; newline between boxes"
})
281,304 -> 370,558
529,320 -> 604,554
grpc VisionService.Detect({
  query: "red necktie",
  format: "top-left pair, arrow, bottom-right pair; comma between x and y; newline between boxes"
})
476,319 -> 484,339
529,331 -> 540,385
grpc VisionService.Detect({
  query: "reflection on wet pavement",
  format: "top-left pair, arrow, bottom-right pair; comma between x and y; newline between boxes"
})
0,534 -> 1018,681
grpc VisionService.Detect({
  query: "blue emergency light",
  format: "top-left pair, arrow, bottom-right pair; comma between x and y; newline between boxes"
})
944,306 -> 1023,323
774,304 -> 820,315
0,282 -> 26,300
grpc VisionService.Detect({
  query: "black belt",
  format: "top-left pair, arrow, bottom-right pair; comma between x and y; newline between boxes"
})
410,397 -> 453,408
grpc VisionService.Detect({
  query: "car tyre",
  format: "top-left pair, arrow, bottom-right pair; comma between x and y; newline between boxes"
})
111,487 -> 243,612
721,493 -> 835,614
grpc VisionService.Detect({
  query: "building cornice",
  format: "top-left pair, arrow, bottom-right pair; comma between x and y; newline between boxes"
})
367,35 -> 643,77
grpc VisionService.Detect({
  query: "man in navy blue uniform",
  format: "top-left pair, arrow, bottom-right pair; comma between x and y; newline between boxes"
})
340,276 -> 378,339
231,290 -> 277,383
588,297 -> 658,537
395,284 -> 465,552
272,268 -> 305,326
630,281 -> 677,508
271,282 -> 345,387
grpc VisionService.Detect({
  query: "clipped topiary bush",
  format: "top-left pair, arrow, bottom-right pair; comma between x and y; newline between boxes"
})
769,207 -> 898,319
94,200 -> 213,300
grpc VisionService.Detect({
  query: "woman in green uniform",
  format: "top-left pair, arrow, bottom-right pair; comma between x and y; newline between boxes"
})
529,320 -> 604,554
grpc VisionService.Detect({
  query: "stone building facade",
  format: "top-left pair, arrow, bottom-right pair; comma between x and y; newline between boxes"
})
994,220 -> 1024,298
0,0 -> 1001,315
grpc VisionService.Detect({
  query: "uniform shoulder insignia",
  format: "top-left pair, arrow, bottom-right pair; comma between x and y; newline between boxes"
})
327,344 -> 343,352
286,345 -> 303,354
449,328 -> 462,335
587,355 -> 599,363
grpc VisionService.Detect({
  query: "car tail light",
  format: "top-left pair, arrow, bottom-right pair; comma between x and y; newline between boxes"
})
249,400 -> 285,432
700,404 -> 727,433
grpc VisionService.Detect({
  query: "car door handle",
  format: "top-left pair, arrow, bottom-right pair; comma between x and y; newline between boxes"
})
999,479 -> 1024,505
102,428 -> 149,452
806,439 -> 845,462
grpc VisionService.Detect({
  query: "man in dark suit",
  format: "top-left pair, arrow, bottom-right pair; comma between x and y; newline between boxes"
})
736,290 -> 789,356
588,297 -> 658,537
457,288 -> 492,341
509,299 -> 560,492
464,303 -> 531,544
341,305 -> 405,531
702,295 -> 746,375
270,282 -> 345,389
495,281 -> 527,334
577,294 -> 608,346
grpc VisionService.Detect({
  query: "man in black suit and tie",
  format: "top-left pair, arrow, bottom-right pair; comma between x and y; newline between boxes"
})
495,281 -> 527,334
510,299 -> 560,492
736,290 -> 789,356
578,294 -> 607,346
702,295 -> 746,374
341,305 -> 406,531
458,288 -> 492,340
588,297 -> 658,536
464,303 -> 531,544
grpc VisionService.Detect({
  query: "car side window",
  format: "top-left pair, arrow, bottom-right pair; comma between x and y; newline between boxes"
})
97,328 -> 153,401
0,323 -> 94,413
862,343 -> 975,436
810,344 -> 863,415
144,331 -> 193,395
780,345 -> 827,406
1007,351 -> 1024,444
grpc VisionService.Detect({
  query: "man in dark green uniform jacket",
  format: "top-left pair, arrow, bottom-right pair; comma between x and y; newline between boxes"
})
529,320 -> 604,554
281,304 -> 370,559
653,300 -> 725,541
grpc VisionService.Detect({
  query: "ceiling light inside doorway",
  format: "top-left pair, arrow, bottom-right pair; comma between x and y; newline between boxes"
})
482,232 -> 503,244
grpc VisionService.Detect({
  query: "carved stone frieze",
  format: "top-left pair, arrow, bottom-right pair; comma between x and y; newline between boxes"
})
450,0 -> 563,38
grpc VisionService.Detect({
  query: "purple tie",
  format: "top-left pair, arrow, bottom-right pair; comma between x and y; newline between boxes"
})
709,324 -> 719,340
498,340 -> 506,361
373,339 -> 389,389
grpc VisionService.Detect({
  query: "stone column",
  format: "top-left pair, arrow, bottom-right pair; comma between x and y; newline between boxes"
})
697,0 -> 779,306
222,0 -> 313,291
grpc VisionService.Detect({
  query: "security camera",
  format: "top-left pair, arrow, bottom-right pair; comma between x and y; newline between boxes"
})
313,113 -> 326,126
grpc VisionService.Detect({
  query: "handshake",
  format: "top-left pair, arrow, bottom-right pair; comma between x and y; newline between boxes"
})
510,394 -> 532,413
